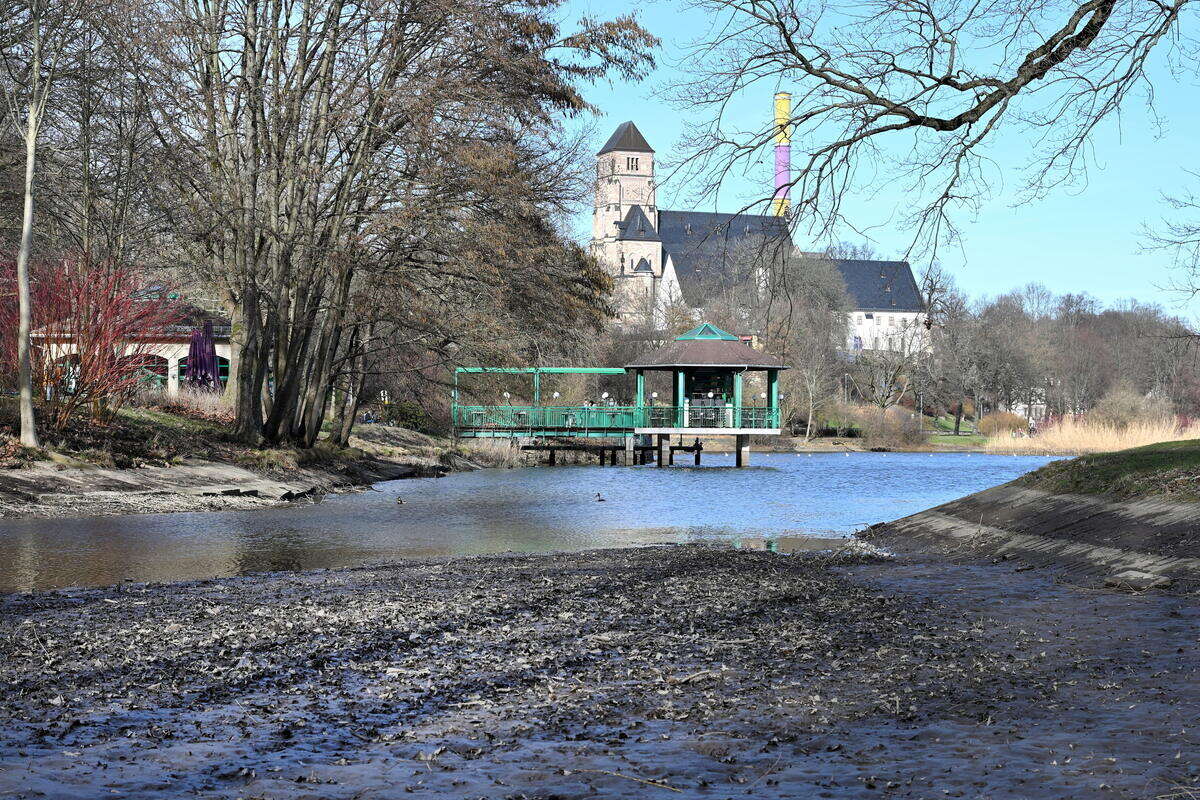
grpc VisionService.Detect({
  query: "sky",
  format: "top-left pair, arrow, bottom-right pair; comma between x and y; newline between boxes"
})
560,0 -> 1200,317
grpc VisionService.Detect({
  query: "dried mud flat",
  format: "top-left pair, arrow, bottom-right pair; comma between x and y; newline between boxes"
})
0,546 -> 1197,799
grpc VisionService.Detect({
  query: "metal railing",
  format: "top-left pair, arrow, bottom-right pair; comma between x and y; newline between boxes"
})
453,405 -> 641,436
645,406 -> 779,429
454,404 -> 780,435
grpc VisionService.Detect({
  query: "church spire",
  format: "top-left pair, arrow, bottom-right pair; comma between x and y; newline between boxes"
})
597,121 -> 654,155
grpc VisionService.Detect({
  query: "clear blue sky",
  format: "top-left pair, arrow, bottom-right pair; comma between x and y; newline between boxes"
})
562,0 -> 1200,316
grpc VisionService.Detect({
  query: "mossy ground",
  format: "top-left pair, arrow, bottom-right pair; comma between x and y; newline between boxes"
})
1019,439 -> 1200,500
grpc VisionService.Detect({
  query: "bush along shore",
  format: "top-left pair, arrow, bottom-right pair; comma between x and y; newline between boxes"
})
0,545 -> 1196,799
0,406 -> 508,518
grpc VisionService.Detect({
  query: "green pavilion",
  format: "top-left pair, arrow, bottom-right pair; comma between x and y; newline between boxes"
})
452,323 -> 788,466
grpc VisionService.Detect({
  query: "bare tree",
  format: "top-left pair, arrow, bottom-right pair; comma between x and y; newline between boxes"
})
673,0 -> 1184,255
126,0 -> 655,446
1,0 -> 87,447
849,323 -> 924,410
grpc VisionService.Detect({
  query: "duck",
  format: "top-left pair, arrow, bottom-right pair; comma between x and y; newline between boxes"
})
595,493 -> 606,502
395,497 -> 405,505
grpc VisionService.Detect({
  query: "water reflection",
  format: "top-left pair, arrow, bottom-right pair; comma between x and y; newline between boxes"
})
0,452 -> 1058,592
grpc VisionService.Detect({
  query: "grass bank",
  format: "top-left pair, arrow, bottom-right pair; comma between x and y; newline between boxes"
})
1018,438 -> 1200,500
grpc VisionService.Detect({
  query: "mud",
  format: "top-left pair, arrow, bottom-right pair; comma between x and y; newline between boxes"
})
1,545 -> 1196,799
0,458 -> 432,519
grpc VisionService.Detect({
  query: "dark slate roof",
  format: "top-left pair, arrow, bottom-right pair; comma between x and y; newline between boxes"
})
626,336 -> 787,370
832,259 -> 924,312
598,121 -> 654,155
658,211 -> 793,306
617,205 -> 660,242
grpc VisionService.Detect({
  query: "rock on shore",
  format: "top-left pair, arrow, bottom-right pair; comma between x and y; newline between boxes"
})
1,545 -> 1197,798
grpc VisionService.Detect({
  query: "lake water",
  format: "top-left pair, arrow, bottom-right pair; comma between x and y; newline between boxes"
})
0,452 -> 1057,592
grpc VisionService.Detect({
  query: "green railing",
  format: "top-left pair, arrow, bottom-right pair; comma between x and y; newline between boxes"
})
453,404 -> 779,436
453,405 -> 640,437
644,406 -> 780,429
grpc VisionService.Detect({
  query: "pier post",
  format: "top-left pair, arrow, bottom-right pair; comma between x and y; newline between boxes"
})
623,435 -> 634,466
548,448 -> 556,466
735,434 -> 750,467
656,434 -> 668,467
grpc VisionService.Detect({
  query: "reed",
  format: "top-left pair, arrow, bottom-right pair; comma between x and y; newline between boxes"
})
459,438 -> 523,467
984,416 -> 1196,455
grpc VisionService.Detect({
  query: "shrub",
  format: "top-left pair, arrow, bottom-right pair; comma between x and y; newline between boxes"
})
813,399 -> 863,437
1090,383 -> 1173,429
379,401 -> 436,433
978,411 -> 1027,437
0,257 -> 183,429
857,405 -> 926,449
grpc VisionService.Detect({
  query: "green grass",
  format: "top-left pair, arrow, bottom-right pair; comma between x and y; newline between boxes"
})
115,406 -> 227,436
927,432 -> 987,449
1019,439 -> 1200,500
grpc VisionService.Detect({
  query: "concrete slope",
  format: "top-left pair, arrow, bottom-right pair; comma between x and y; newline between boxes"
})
867,483 -> 1200,587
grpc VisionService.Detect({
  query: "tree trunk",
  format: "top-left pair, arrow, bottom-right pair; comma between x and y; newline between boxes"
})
15,38 -> 43,449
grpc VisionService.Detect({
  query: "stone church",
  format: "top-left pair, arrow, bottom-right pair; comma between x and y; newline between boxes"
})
591,121 -> 926,351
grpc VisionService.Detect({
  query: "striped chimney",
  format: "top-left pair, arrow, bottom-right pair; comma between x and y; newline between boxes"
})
771,91 -> 791,217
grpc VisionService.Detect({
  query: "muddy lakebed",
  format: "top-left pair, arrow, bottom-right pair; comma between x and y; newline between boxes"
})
1,546 -> 1197,799
0,452 -> 1056,592
3,452 -> 1198,798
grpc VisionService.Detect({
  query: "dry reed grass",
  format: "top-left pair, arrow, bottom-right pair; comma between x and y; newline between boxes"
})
459,438 -> 522,467
984,416 -> 1197,455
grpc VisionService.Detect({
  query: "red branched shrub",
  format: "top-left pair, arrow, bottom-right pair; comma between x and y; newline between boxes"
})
0,257 -> 183,430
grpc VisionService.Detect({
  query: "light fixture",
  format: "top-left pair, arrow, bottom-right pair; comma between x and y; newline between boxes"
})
602,392 -> 609,399
502,391 -> 510,400
760,392 -> 767,399
708,391 -> 714,398
552,391 -> 560,399
651,392 -> 658,398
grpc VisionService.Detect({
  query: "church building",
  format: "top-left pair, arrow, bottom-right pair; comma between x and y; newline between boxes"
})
590,121 -> 926,351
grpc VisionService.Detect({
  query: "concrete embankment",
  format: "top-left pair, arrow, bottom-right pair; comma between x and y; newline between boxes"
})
865,482 -> 1200,590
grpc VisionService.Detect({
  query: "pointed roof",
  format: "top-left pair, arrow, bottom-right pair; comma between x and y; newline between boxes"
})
617,205 -> 660,242
598,121 -> 654,155
676,322 -> 739,341
625,323 -> 787,371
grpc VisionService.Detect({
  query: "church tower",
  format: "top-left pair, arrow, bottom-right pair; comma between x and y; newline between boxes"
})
593,121 -> 656,242
592,121 -> 664,324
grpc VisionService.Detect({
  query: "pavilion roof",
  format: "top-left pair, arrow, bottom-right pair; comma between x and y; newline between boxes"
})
624,323 -> 787,370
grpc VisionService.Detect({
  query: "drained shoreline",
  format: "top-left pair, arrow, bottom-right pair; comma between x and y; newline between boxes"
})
2,544 -> 1196,799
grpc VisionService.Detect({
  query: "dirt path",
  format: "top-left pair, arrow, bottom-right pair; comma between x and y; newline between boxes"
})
1,545 -> 1195,799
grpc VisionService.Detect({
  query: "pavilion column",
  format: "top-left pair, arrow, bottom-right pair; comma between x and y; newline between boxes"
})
732,370 -> 743,428
735,434 -> 750,467
674,369 -> 686,426
533,370 -> 541,406
656,433 -> 668,467
767,369 -> 780,428
634,369 -> 645,424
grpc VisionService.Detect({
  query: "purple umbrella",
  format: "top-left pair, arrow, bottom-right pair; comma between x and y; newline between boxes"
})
186,320 -> 220,391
